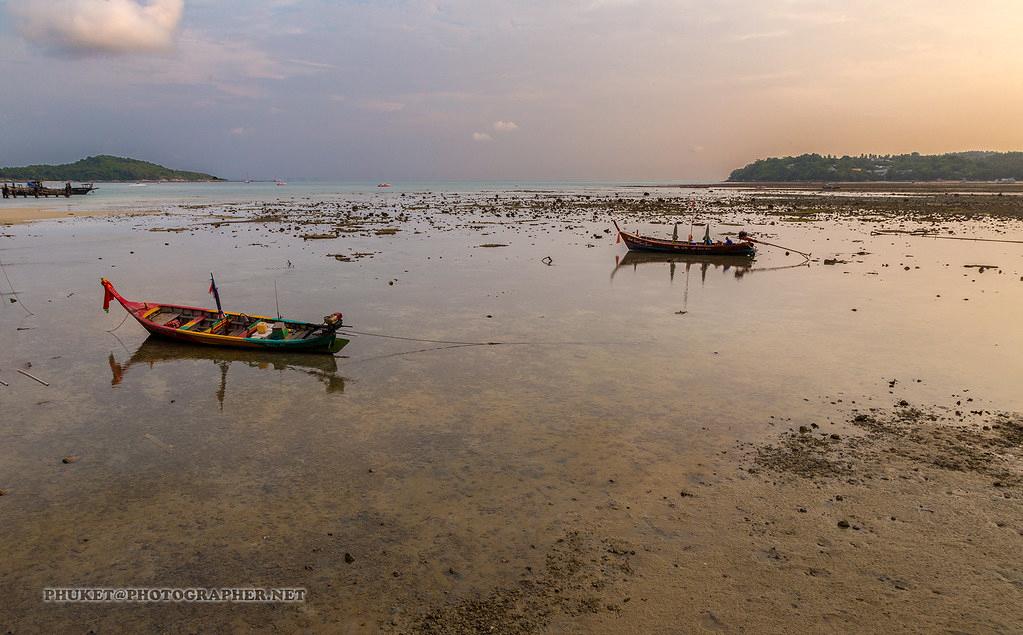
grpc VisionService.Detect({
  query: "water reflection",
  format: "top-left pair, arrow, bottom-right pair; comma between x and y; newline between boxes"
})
611,251 -> 755,283
108,338 -> 345,407
611,251 -> 810,284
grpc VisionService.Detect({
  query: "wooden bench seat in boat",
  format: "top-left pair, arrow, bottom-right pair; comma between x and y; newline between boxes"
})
178,316 -> 206,331
151,313 -> 183,326
226,323 -> 251,337
287,327 -> 317,340
203,318 -> 229,334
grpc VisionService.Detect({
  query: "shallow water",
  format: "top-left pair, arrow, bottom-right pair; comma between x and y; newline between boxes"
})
1,188 -> 1021,630
1,180 -> 663,214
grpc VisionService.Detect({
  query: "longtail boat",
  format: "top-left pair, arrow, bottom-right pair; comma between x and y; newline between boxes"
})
101,278 -> 349,354
612,220 -> 755,257
70,183 -> 97,195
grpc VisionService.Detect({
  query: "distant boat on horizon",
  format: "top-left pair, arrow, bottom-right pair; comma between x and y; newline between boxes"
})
377,183 -> 392,188
275,179 -> 287,186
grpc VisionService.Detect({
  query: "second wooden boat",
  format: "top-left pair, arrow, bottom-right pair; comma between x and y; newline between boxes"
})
612,220 -> 755,256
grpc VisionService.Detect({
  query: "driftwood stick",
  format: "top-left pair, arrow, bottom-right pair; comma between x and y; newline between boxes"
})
17,369 -> 49,386
870,230 -> 1023,245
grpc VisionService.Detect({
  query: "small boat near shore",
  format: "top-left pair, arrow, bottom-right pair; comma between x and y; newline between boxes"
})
613,220 -> 755,256
2,181 -> 95,198
101,278 -> 348,354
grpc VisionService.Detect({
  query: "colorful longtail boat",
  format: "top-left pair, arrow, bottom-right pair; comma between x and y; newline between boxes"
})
101,278 -> 349,354
612,220 -> 755,257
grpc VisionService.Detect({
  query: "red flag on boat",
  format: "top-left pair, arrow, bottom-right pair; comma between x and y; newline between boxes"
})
102,278 -> 115,312
209,273 -> 224,317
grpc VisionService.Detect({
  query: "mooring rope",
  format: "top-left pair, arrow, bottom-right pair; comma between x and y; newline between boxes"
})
105,312 -> 132,333
336,327 -> 640,348
340,342 -> 489,364
747,238 -> 812,260
0,256 -> 34,316
336,328 -> 505,346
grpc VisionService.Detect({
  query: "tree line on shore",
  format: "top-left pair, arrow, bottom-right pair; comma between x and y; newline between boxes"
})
727,151 -> 1023,182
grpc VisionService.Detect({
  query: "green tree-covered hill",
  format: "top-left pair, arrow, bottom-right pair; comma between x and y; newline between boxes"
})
0,155 -> 221,181
727,152 -> 1023,182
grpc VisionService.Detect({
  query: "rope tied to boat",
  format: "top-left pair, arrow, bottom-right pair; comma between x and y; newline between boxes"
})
335,328 -> 641,348
741,233 -> 812,261
106,312 -> 132,333
0,256 -> 34,316
336,328 -> 504,346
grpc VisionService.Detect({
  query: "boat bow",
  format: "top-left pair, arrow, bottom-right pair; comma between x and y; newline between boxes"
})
101,277 -> 146,313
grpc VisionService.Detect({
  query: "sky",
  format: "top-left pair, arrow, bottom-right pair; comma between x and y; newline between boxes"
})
1,0 -> 1023,181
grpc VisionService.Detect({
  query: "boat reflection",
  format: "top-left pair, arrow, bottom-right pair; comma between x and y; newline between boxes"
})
610,251 -> 810,311
108,337 -> 345,407
611,251 -> 810,283
611,251 -> 755,284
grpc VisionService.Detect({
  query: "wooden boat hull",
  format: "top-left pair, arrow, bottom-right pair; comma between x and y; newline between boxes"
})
101,278 -> 348,354
140,320 -> 345,352
613,221 -> 755,256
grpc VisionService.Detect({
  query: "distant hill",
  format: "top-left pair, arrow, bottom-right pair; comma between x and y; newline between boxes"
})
0,155 -> 221,182
727,151 -> 1023,182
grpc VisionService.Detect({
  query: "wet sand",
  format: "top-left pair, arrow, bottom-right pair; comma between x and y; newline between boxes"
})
0,206 -> 158,225
1,184 -> 1021,633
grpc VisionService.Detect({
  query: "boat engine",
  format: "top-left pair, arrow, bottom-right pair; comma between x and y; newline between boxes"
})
323,312 -> 344,330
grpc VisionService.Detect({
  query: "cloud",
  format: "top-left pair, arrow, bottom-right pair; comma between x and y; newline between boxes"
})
493,120 -> 519,132
115,31 -> 329,98
286,58 -> 336,70
9,0 -> 184,55
361,100 -> 405,113
472,132 -> 493,142
730,30 -> 789,42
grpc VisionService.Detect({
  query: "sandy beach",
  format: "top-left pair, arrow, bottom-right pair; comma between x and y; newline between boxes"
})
5,0 -> 1023,629
1,206 -> 84,224
0,205 -> 161,225
1,184 -> 1021,633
